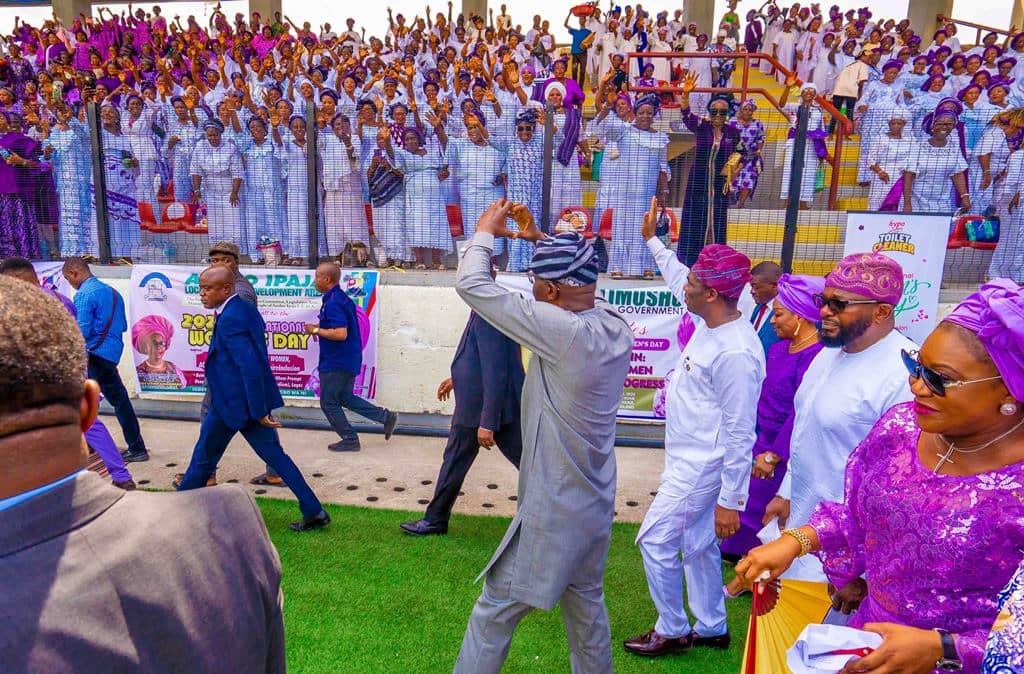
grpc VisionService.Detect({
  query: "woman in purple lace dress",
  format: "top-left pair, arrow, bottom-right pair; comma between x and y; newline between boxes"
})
728,99 -> 765,208
738,279 -> 1024,674
721,273 -> 824,568
0,111 -> 41,258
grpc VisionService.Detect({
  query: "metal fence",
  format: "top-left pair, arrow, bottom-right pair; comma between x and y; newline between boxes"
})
2,70 -> 1013,287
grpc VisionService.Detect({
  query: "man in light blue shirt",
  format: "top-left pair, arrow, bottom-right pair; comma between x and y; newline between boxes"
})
62,257 -> 149,462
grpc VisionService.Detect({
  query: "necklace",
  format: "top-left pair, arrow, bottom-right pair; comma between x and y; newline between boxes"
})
789,331 -> 817,352
932,416 -> 1024,474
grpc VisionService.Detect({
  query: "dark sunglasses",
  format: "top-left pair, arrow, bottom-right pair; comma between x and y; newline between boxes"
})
708,108 -> 730,116
901,349 -> 1002,397
516,125 -> 534,132
812,293 -> 879,313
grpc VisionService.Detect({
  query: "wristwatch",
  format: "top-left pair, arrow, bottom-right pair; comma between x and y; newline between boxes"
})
934,629 -> 963,671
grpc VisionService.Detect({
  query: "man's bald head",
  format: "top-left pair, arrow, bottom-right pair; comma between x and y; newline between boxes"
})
198,265 -> 236,309
201,265 -> 234,285
314,262 -> 341,293
0,275 -> 85,416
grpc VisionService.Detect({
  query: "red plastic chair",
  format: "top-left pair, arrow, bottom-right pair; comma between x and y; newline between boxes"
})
447,203 -> 464,238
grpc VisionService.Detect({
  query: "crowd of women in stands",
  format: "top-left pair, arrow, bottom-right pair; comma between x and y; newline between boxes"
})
1,2 -> 1023,280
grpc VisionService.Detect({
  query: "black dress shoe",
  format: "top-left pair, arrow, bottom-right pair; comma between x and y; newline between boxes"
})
399,519 -> 448,536
122,450 -> 150,463
685,632 -> 731,650
289,511 -> 331,532
383,411 -> 398,440
328,439 -> 361,452
623,629 -> 690,657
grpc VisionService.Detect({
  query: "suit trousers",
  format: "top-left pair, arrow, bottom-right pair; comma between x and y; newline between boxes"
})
453,530 -> 613,674
177,405 -> 324,519
424,422 -> 522,525
319,369 -> 387,442
200,389 -> 277,478
87,354 -> 146,454
636,486 -> 727,638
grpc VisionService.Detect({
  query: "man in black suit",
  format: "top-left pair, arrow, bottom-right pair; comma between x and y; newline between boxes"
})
176,266 -> 329,532
400,282 -> 525,536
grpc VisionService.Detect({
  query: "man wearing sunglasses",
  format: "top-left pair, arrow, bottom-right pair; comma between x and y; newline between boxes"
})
764,252 -> 915,594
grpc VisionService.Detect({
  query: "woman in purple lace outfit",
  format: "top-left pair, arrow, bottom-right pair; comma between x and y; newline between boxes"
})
738,279 -> 1024,674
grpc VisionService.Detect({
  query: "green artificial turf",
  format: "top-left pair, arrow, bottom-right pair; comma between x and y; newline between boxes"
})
259,498 -> 750,674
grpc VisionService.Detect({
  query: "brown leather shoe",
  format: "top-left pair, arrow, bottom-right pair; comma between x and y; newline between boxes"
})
623,629 -> 691,657
112,479 -> 136,491
686,632 -> 731,650
173,472 -> 218,488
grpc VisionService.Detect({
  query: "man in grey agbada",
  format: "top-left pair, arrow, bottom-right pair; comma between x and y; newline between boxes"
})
452,200 -> 634,674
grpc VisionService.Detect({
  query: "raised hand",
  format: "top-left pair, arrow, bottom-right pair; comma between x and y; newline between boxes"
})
641,195 -> 659,240
680,71 -> 698,94
510,204 -> 544,241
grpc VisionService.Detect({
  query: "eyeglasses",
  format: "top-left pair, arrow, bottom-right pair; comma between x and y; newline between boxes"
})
901,349 -> 1002,397
708,108 -> 730,116
812,293 -> 880,313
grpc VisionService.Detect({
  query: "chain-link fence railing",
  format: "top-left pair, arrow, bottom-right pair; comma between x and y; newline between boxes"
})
4,68 -> 1020,287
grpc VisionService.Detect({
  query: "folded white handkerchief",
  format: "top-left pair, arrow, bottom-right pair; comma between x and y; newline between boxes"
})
757,517 -> 782,544
786,624 -> 883,673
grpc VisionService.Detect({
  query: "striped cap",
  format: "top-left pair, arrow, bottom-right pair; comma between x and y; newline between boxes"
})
692,244 -> 752,300
530,233 -> 600,287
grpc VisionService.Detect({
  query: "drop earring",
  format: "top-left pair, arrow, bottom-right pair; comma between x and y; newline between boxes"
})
792,324 -> 800,340
1001,403 -> 1019,416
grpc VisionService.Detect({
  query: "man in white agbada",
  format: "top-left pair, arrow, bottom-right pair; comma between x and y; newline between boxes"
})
624,200 -> 766,657
764,252 -> 914,587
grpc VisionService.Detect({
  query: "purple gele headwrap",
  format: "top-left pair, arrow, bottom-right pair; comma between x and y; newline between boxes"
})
882,59 -> 903,72
776,273 -> 826,322
825,252 -> 904,305
921,74 -> 946,91
942,279 -> 1024,400
691,244 -> 752,300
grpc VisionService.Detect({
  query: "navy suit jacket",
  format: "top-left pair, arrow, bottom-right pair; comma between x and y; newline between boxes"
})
206,296 -> 284,431
450,312 -> 525,431
751,303 -> 782,354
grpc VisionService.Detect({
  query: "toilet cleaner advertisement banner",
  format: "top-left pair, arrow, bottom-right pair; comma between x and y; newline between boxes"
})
845,211 -> 950,345
128,265 -> 379,400
499,275 -> 682,421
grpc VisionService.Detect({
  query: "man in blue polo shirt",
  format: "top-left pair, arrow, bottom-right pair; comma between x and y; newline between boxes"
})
564,11 -> 592,87
62,257 -> 149,463
304,262 -> 398,452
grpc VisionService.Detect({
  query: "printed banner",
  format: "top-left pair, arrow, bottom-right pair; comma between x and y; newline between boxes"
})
498,275 -> 683,421
128,265 -> 379,400
33,261 -> 75,297
844,211 -> 950,345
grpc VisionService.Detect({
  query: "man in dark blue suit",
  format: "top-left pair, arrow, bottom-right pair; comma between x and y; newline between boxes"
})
748,261 -> 783,354
400,276 -> 525,536
177,266 -> 330,532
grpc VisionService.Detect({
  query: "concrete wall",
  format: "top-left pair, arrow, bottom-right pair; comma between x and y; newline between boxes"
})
95,268 -> 969,420
99,272 -> 468,417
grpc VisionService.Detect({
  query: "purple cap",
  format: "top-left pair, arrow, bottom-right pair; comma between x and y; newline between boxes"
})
943,279 -> 1024,401
825,253 -> 904,305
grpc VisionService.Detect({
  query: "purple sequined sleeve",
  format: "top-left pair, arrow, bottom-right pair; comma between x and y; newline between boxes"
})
808,406 -> 906,588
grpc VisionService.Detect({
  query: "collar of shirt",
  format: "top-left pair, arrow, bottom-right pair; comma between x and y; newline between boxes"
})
0,471 -> 84,513
213,294 -> 238,316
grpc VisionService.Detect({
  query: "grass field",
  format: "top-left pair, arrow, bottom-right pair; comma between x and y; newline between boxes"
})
259,498 -> 751,674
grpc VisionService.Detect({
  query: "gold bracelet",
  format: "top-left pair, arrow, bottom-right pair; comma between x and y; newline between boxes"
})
782,528 -> 810,557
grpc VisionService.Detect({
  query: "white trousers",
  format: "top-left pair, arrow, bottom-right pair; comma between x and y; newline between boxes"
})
636,486 -> 727,638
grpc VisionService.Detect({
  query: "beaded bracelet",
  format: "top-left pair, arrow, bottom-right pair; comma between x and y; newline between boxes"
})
782,528 -> 811,557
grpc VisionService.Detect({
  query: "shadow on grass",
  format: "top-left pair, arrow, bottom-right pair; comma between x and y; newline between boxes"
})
259,498 -> 750,674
